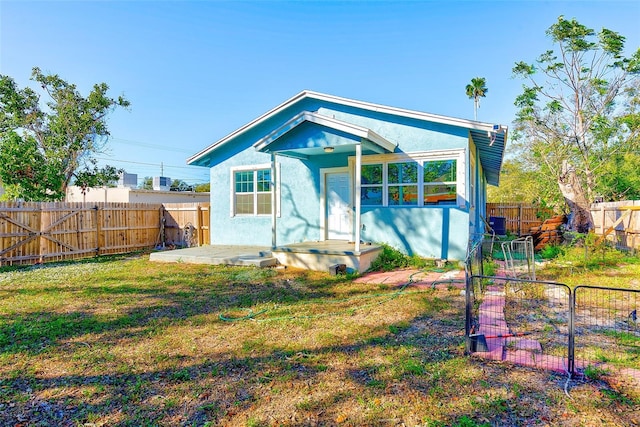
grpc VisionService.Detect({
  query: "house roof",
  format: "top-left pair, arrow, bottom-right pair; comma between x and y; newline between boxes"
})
187,90 -> 507,185
253,111 -> 397,159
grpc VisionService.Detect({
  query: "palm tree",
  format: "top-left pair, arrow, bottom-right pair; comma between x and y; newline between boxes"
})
465,77 -> 488,121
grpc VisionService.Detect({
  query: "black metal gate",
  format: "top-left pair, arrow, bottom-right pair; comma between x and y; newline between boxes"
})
465,240 -> 639,384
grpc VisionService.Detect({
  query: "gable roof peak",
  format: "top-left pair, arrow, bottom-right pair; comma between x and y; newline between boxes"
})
187,90 -> 507,167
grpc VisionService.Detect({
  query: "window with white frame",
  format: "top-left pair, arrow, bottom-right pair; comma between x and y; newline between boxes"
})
360,157 -> 458,207
233,167 -> 272,215
361,164 -> 383,206
389,161 -> 418,206
423,159 -> 457,205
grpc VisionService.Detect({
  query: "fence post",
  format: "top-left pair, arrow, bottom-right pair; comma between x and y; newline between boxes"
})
465,273 -> 474,354
159,206 -> 166,248
94,205 -> 102,255
568,287 -> 575,377
518,203 -> 523,236
196,204 -> 202,246
38,203 -> 45,264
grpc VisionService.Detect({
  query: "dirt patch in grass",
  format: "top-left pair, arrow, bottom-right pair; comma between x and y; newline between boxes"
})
0,255 -> 638,426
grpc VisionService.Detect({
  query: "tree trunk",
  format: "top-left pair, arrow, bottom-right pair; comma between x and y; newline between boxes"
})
558,161 -> 593,233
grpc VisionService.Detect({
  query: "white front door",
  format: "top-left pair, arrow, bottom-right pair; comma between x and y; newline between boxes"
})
326,172 -> 351,240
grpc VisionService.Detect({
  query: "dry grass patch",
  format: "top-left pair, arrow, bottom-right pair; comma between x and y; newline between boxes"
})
0,254 -> 638,426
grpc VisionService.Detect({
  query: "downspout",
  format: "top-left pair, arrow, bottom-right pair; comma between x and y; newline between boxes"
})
354,142 -> 362,253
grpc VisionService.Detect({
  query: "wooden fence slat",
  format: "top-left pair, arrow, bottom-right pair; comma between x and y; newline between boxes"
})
0,201 -> 210,266
590,200 -> 640,249
485,203 -> 553,236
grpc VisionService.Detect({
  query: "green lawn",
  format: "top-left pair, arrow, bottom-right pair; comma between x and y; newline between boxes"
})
0,254 -> 637,426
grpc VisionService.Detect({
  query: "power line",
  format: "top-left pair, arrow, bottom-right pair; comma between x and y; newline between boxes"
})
95,157 -> 208,171
95,157 -> 209,186
135,177 -> 209,185
108,137 -> 194,154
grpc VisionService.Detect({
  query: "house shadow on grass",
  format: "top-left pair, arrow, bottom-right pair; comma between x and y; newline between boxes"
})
2,309 -> 637,425
1,260 -> 637,426
0,268 -> 342,357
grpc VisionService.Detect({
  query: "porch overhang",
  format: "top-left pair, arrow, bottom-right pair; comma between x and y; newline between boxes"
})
252,111 -> 397,158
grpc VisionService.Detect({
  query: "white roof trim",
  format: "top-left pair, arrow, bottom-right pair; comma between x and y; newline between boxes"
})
304,90 -> 503,132
253,111 -> 397,153
188,90 -> 505,165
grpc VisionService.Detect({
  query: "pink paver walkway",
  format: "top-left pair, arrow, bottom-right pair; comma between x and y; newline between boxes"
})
357,267 -> 639,387
354,268 -> 465,289
471,274 -> 640,388
472,278 -> 571,373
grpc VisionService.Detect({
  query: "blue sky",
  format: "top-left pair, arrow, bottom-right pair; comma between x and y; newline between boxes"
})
1,1 -> 639,187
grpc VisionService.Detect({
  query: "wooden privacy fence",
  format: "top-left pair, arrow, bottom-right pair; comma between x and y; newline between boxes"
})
591,200 -> 640,250
0,202 -> 210,266
485,203 -> 554,236
162,203 -> 210,248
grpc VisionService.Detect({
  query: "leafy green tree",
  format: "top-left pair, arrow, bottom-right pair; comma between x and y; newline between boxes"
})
465,77 -> 488,121
487,159 -> 558,205
512,16 -> 640,232
595,152 -> 640,200
141,176 -> 154,190
0,67 -> 130,201
170,179 -> 191,191
194,182 -> 210,192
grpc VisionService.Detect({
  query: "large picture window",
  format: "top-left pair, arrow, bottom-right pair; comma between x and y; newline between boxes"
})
360,157 -> 458,207
233,167 -> 272,215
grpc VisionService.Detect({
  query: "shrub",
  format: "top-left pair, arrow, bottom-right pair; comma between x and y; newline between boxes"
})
368,244 -> 432,272
539,244 -> 563,259
368,244 -> 410,271
368,244 -> 455,272
482,259 -> 497,276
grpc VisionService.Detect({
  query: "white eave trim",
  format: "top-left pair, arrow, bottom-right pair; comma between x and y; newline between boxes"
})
304,91 -> 503,132
187,91 -> 311,165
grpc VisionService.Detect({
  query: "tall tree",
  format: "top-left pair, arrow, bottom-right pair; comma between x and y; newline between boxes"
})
141,176 -> 154,190
194,182 -> 210,193
465,77 -> 488,121
512,16 -> 640,232
170,179 -> 191,191
487,159 -> 559,206
0,67 -> 129,201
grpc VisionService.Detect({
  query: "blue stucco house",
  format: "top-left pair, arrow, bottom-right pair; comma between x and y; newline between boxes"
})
187,91 -> 507,269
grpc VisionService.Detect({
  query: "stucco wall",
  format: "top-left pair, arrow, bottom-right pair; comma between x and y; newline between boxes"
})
360,207 -> 470,260
319,106 -> 469,152
209,146 -> 353,246
205,98 -> 475,260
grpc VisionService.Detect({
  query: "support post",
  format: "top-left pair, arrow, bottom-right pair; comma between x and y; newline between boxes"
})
196,204 -> 202,246
518,203 -> 523,236
355,142 -> 362,253
94,205 -> 102,255
568,288 -> 575,376
465,273 -> 474,353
